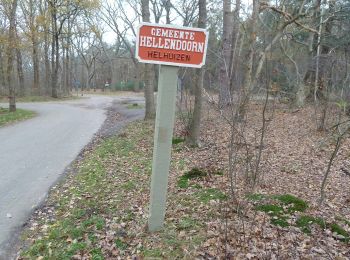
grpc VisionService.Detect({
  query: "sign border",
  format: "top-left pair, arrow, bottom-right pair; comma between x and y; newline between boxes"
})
135,22 -> 209,68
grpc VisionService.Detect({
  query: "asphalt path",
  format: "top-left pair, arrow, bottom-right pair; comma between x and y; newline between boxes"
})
0,95 -> 144,258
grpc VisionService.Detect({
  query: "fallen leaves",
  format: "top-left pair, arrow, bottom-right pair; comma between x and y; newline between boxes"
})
17,102 -> 350,259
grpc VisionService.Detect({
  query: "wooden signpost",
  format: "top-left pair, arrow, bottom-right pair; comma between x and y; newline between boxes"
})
136,23 -> 208,231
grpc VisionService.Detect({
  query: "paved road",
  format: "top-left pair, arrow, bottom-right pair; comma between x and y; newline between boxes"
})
0,95 -> 143,258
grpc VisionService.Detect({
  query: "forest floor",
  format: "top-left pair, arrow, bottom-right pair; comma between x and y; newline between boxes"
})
17,100 -> 350,259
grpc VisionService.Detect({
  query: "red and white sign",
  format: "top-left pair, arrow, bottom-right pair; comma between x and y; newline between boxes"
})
136,23 -> 209,68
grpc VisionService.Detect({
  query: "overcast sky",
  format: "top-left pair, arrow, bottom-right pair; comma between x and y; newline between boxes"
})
102,0 -> 253,45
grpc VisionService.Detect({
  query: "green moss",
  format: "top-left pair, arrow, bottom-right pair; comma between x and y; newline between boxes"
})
70,227 -> 84,239
178,217 -> 200,230
196,188 -> 227,203
72,209 -> 86,219
274,194 -> 308,212
330,223 -> 350,242
191,183 -> 202,189
177,177 -> 189,189
121,180 -> 136,190
142,248 -> 163,257
296,215 -> 326,233
91,248 -> 104,260
255,204 -> 284,215
271,216 -> 290,227
183,168 -> 207,179
68,242 -> 87,253
115,239 -> 128,250
172,137 -> 185,144
246,193 -> 266,201
255,204 -> 289,227
213,171 -> 224,176
344,219 -> 350,227
177,168 -> 207,189
28,240 -> 47,256
122,209 -> 135,222
94,217 -> 105,230
336,216 -> 350,227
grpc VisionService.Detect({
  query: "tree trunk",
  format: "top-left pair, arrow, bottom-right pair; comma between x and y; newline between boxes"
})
40,0 -> 51,94
141,0 -> 155,120
7,0 -> 18,112
16,47 -> 25,97
44,36 -> 51,94
219,0 -> 233,107
32,34 -> 40,94
164,0 -> 171,24
229,0 -> 241,92
62,42 -> 66,93
65,47 -> 70,95
144,63 -> 156,120
239,0 -> 260,118
80,62 -> 85,95
87,66 -> 92,90
295,84 -> 307,107
0,49 -> 6,96
134,63 -> 140,93
187,0 -> 206,146
65,18 -> 71,95
50,2 -> 59,98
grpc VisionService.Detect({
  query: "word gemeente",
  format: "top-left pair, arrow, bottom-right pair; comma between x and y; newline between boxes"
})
139,27 -> 205,53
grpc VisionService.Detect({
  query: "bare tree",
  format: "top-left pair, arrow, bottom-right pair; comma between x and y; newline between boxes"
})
6,0 -> 18,112
141,0 -> 156,120
15,29 -> 25,97
20,0 -> 40,94
218,0 -> 233,107
186,0 -> 206,146
72,23 -> 101,91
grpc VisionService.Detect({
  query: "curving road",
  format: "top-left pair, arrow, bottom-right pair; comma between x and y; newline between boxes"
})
0,95 -> 144,259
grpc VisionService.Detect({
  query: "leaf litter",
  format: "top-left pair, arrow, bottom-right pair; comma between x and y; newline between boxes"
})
17,101 -> 350,259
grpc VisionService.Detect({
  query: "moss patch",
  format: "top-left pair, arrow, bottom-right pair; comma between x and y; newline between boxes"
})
296,215 -> 326,233
273,194 -> 308,212
330,223 -> 350,242
253,193 -> 308,228
251,193 -> 350,242
255,204 -> 284,215
172,137 -> 185,144
177,168 -> 207,189
246,193 -> 267,201
195,188 -> 227,203
255,204 -> 288,227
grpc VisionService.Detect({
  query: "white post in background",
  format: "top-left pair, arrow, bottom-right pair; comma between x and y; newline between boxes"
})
148,65 -> 178,231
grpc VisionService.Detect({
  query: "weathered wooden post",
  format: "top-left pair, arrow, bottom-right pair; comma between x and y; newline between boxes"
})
136,23 -> 208,231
